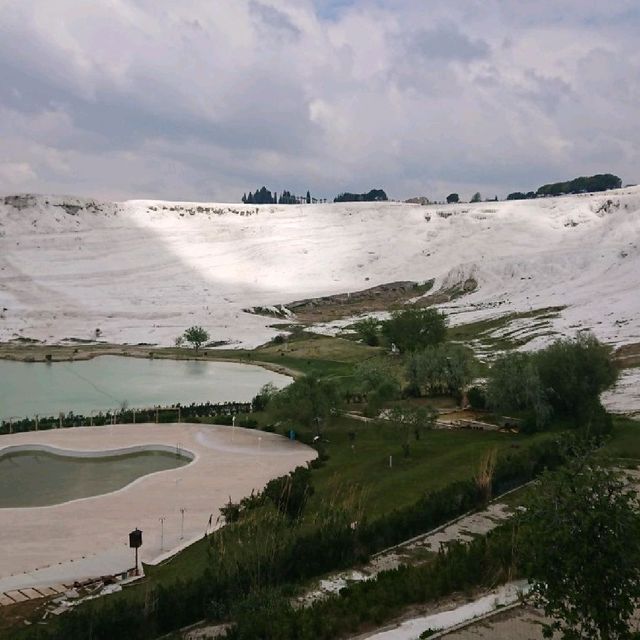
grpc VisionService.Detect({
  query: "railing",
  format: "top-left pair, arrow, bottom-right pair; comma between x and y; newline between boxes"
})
0,401 -> 252,435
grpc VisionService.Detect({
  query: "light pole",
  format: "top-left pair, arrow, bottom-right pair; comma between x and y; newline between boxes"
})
180,508 -> 185,540
129,528 -> 143,576
159,516 -> 166,552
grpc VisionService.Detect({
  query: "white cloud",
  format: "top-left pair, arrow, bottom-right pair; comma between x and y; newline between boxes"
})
0,0 -> 638,201
0,161 -> 36,186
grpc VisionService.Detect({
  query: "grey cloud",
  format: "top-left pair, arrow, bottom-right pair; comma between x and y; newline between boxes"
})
410,25 -> 490,62
0,0 -> 638,202
250,1 -> 301,37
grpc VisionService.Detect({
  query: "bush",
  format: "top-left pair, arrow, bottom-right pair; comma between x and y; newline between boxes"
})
381,308 -> 447,353
353,317 -> 380,346
467,386 -> 486,410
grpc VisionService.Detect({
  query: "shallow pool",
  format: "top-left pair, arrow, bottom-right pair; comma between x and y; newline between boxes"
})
0,355 -> 290,421
0,447 -> 191,508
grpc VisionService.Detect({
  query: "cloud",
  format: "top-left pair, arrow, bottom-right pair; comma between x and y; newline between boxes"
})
0,0 -> 638,201
410,25 -> 489,62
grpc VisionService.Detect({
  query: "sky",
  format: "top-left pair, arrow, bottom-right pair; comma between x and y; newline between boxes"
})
0,0 -> 638,202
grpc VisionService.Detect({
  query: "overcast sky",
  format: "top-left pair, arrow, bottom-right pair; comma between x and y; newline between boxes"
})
0,0 -> 638,202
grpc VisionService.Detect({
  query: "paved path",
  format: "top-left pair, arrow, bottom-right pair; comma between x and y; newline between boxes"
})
298,502 -> 514,606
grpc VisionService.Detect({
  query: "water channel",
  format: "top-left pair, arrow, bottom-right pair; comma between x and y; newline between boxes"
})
0,355 -> 290,421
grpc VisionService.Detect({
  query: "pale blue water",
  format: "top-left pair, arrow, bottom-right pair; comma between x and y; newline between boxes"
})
0,356 -> 290,420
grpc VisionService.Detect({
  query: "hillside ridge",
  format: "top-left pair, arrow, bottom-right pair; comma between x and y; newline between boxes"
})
1,188 -> 639,350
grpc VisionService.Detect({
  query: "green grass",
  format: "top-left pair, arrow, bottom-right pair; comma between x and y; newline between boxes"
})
599,416 -> 640,462
213,334 -> 381,379
305,416 -> 552,518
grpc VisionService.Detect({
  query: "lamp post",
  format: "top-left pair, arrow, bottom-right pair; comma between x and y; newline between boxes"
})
180,508 -> 185,540
159,516 -> 165,552
129,528 -> 143,576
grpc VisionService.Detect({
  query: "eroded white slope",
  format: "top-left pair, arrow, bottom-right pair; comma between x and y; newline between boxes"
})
0,188 -> 639,349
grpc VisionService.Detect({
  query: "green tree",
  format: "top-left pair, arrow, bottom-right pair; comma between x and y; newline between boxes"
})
521,456 -> 640,639
381,308 -> 447,353
406,343 -> 474,398
270,375 -> 342,433
182,325 -> 210,353
446,193 -> 459,203
486,351 -> 551,430
470,192 -> 482,203
306,190 -> 311,204
387,404 -> 436,452
535,333 -> 618,429
353,317 -> 380,346
354,358 -> 401,417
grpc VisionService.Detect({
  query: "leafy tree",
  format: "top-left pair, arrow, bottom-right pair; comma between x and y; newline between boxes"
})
252,383 -> 278,412
279,190 -> 297,204
507,191 -> 537,200
333,189 -> 388,203
387,404 -> 436,449
446,193 -> 459,203
354,358 -> 401,417
536,173 -> 622,197
470,192 -> 482,203
270,376 -> 342,433
486,351 -> 551,430
381,308 -> 447,353
182,325 -> 209,353
534,332 -> 618,430
406,343 -> 474,398
353,317 -> 380,346
521,456 -> 640,639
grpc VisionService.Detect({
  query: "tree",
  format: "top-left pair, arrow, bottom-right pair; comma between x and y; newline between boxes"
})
333,189 -> 388,203
446,193 -> 459,203
353,317 -> 380,346
354,359 -> 401,417
381,308 -> 447,353
521,455 -> 640,639
470,192 -> 482,203
306,190 -> 311,204
387,404 -> 436,450
486,351 -> 551,430
406,343 -> 474,398
536,174 -> 622,197
182,326 -> 209,353
534,333 -> 618,430
270,375 -> 342,433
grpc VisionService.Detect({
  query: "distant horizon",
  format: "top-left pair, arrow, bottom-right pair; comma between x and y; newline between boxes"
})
2,177 -> 634,206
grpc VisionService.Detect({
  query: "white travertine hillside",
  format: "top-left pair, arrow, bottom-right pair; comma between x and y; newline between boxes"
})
0,188 -> 639,351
